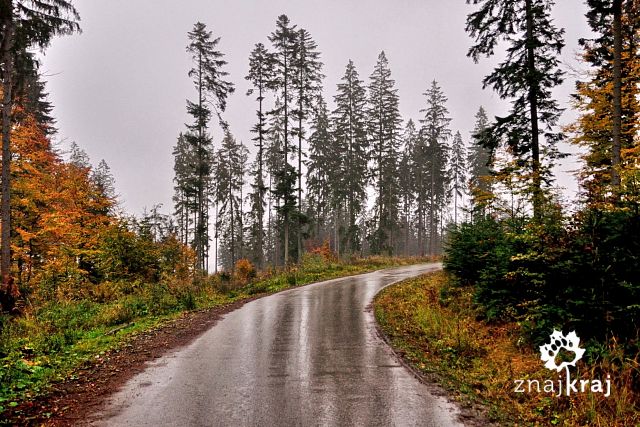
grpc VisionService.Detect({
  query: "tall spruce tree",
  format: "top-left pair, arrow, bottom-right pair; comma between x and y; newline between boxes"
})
172,133 -> 197,247
332,60 -> 369,255
367,51 -> 402,255
468,107 -> 492,189
181,22 -> 234,272
467,106 -> 494,211
306,95 -> 337,247
214,131 -> 248,270
399,120 -> 418,256
0,0 -> 80,309
450,131 -> 467,225
91,159 -> 117,212
265,97 -> 286,265
245,43 -> 274,267
418,80 -> 451,255
292,28 -> 323,261
268,14 -> 298,264
466,0 -> 565,220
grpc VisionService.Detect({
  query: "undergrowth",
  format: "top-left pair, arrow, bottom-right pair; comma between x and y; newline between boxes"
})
374,271 -> 640,426
0,254 -> 432,416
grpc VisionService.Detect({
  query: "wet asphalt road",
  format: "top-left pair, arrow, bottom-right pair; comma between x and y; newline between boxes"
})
94,263 -> 464,427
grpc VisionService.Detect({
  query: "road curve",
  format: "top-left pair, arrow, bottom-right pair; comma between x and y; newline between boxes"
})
93,263 -> 464,427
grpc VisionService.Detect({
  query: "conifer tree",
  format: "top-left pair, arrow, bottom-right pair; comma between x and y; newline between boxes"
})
268,14 -> 298,264
18,66 -> 56,135
69,142 -> 90,168
367,51 -> 402,255
181,22 -> 234,271
399,120 -> 418,256
466,0 -> 565,220
306,96 -> 336,246
467,106 -> 494,211
467,108 -> 492,189
214,131 -> 248,270
418,80 -> 451,255
450,131 -> 467,224
173,133 -> 196,247
264,97 -> 286,265
292,28 -> 323,261
245,43 -> 274,267
91,159 -> 117,212
332,60 -> 369,255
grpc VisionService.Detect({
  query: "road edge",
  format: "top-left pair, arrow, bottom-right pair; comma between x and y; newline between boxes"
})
3,262 -> 431,425
369,267 -> 496,427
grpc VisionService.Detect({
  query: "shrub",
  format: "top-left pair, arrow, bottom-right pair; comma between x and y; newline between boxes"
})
177,289 -> 197,310
301,252 -> 328,273
286,275 -> 297,286
444,216 -> 510,287
234,259 -> 256,285
444,208 -> 640,355
444,216 -> 524,320
308,240 -> 335,262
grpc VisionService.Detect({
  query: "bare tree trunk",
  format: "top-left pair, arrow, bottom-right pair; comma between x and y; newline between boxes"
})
257,82 -> 265,269
454,187 -> 458,225
273,191 -> 282,267
268,174 -> 274,267
0,15 -> 15,309
347,119 -> 354,255
193,208 -> 197,268
429,163 -> 435,257
229,152 -> 236,269
439,214 -> 444,255
297,105 -> 303,263
611,0 -> 623,190
240,177 -> 244,261
404,195 -> 409,257
334,211 -> 340,257
194,51 -> 205,271
181,192 -> 187,246
283,49 -> 290,266
378,114 -> 384,252
214,200 -> 219,273
525,0 -> 543,220
418,205 -> 424,257
283,207 -> 289,266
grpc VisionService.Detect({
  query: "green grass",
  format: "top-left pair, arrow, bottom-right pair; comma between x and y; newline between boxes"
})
374,271 -> 640,426
0,255 -> 432,414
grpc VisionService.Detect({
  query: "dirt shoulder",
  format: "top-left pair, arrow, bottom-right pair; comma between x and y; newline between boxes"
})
3,261 -> 428,425
3,296 -> 260,426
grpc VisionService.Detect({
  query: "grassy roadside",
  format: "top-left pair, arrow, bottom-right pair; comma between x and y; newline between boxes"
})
374,271 -> 640,426
0,255 -> 433,415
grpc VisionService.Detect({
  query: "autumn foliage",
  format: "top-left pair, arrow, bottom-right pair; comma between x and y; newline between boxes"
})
308,240 -> 336,262
234,258 -> 256,285
1,103 -> 195,310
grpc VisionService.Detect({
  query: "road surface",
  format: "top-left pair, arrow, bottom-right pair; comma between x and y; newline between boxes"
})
94,263 -> 464,426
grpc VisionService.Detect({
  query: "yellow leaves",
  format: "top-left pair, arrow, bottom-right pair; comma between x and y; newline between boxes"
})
569,31 -> 640,203
7,108 -> 114,292
15,228 -> 36,243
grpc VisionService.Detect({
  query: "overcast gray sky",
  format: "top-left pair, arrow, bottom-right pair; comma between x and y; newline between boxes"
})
39,0 -> 592,216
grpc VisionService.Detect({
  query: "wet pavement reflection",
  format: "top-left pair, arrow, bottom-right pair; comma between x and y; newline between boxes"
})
94,263 -> 464,427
